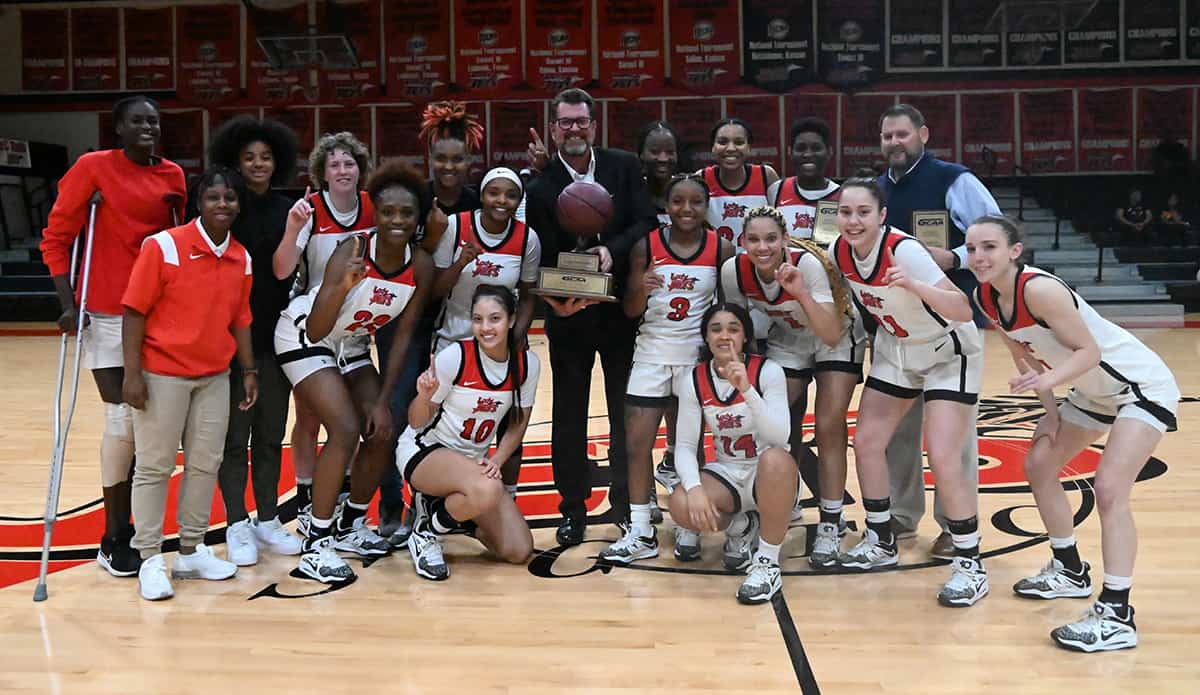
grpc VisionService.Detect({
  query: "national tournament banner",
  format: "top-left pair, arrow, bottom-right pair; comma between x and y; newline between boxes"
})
382,0 -> 451,98
1019,90 -> 1075,173
176,4 -> 241,105
596,0 -> 664,91
124,7 -> 174,91
840,93 -> 893,175
375,105 -> 429,170
742,0 -> 813,93
1065,0 -> 1118,64
961,92 -> 1014,175
489,101 -> 545,173
158,111 -> 206,178
526,0 -> 592,92
1136,87 -> 1194,171
782,92 -> 839,176
264,107 -> 316,184
21,9 -> 69,91
899,94 -> 957,162
889,0 -> 944,69
816,0 -> 884,88
1077,88 -> 1134,172
246,1 -> 308,104
454,0 -> 522,96
605,99 -> 663,154
667,97 -> 723,169
71,7 -> 120,92
727,97 -> 783,173
319,0 -> 381,104
669,0 -> 741,92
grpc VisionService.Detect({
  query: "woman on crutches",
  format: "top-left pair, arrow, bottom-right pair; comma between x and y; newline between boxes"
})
38,95 -> 187,578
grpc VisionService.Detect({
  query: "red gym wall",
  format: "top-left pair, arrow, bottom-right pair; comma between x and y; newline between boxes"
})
1,0 -> 1197,182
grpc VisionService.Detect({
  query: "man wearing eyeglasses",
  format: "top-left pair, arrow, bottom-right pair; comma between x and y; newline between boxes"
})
525,88 -> 659,546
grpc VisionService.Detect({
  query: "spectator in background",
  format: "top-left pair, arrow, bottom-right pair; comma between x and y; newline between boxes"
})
207,116 -> 303,566
1115,189 -> 1152,245
1156,192 -> 1192,247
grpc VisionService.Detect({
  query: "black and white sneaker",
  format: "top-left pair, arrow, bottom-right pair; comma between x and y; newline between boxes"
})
648,487 -> 664,525
1013,559 -> 1092,599
737,558 -> 782,604
334,516 -> 391,557
937,556 -> 990,607
838,529 -> 899,570
96,527 -> 140,577
1051,601 -> 1138,652
654,455 -> 680,492
673,527 -> 701,562
599,527 -> 659,565
722,511 -> 760,571
407,528 -> 449,581
298,535 -> 355,584
809,522 -> 842,569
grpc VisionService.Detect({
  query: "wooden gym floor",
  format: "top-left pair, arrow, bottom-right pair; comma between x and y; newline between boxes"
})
1,323 -> 1199,694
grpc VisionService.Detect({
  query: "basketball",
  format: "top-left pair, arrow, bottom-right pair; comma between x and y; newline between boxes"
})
555,181 -> 613,239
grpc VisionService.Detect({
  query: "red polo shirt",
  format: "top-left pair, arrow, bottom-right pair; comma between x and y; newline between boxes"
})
122,220 -> 253,378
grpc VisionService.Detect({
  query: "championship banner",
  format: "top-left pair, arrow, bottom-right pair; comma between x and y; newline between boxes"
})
1065,0 -> 1118,64
490,102 -> 545,174
1136,87 -> 1194,171
667,98 -> 723,169
176,4 -> 241,105
669,0 -> 741,92
1019,90 -> 1075,173
383,0 -> 451,99
1077,88 -> 1133,172
840,93 -> 893,176
889,0 -> 943,69
782,92 -> 838,177
21,9 -> 69,91
124,8 -> 174,91
526,0 -> 592,92
159,111 -> 206,178
899,94 -> 957,162
265,107 -> 316,185
375,105 -> 428,170
605,99 -> 662,153
319,0 -> 381,104
596,0 -> 664,91
947,0 -> 1001,68
454,0 -> 522,96
816,0 -> 884,88
742,0 -> 813,92
246,1 -> 308,105
319,108 -> 369,143
1124,1 -> 1181,61
71,7 -> 120,92
727,97 -> 783,173
1007,26 -> 1061,67
961,92 -> 1014,176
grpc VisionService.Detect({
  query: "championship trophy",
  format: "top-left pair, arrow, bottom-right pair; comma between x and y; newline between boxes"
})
533,181 -> 618,302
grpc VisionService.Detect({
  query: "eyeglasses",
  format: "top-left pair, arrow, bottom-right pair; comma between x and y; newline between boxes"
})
553,117 -> 593,130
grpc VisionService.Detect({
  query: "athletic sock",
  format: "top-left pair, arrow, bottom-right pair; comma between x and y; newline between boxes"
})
306,515 -> 333,545
336,501 -> 369,533
819,497 -> 844,526
1049,534 -> 1083,573
1099,574 -> 1132,612
863,497 -> 894,547
630,504 -> 653,537
754,538 -> 781,566
429,497 -> 462,535
947,516 -> 981,560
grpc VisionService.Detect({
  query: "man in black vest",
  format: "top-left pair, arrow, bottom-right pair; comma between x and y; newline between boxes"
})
876,104 -> 1001,559
525,88 -> 659,545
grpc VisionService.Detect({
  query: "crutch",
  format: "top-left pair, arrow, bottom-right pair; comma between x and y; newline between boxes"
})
33,191 -> 101,602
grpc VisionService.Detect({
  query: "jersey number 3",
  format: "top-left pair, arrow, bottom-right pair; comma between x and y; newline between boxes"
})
666,297 -> 690,321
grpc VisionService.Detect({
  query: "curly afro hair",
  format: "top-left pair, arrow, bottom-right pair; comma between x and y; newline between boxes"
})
365,158 -> 426,204
207,116 -> 300,187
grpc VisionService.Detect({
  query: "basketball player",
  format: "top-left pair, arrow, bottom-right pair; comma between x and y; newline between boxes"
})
967,216 -> 1180,651
40,95 -> 187,577
733,207 -> 865,568
637,120 -> 682,226
599,175 -> 733,565
271,132 -> 374,530
274,161 -> 432,583
668,303 -> 796,603
400,286 -> 540,581
699,118 -> 779,248
829,179 -> 988,607
767,118 -> 841,242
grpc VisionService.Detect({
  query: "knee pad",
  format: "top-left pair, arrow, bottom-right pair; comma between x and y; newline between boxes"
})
100,403 -> 135,487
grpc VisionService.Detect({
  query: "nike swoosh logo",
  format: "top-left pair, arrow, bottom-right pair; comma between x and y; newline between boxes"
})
190,252 -> 205,259
934,341 -> 946,352
319,225 -> 334,232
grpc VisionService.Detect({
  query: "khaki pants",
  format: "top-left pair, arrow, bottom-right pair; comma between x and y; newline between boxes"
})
131,370 -> 230,557
885,397 -> 980,531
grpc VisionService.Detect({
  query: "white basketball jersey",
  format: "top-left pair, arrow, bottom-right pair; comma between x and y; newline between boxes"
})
772,178 -> 840,241
414,340 -> 535,461
634,227 -> 721,365
691,356 -> 773,467
436,211 -> 534,348
976,266 -> 1177,401
703,164 -> 770,249
293,190 -> 375,297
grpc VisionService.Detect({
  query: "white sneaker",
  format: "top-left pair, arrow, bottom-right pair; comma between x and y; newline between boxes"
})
1013,559 -> 1092,599
737,558 -> 782,604
171,544 -> 237,581
1051,601 -> 1138,652
408,529 -> 449,581
333,516 -> 391,557
722,511 -> 760,571
253,518 -> 303,555
673,527 -> 701,562
937,556 -> 990,607
298,535 -> 355,584
838,529 -> 899,570
809,522 -> 842,569
296,503 -> 312,537
137,553 -> 174,601
599,526 -> 659,565
225,519 -> 258,567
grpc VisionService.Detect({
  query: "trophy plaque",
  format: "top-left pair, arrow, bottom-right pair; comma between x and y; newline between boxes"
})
912,210 -> 950,249
811,200 -> 841,245
533,251 -> 618,302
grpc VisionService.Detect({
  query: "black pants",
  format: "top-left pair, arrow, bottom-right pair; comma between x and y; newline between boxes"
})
219,355 -> 290,523
546,302 -> 635,522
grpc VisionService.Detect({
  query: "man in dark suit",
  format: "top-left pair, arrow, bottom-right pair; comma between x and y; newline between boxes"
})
525,88 -> 659,545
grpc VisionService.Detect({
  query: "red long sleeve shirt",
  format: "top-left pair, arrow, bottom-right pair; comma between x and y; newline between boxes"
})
39,149 -> 187,315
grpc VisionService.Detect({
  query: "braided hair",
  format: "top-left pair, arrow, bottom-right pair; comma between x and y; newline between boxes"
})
419,101 -> 485,153
743,205 -> 853,320
470,284 -> 525,426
